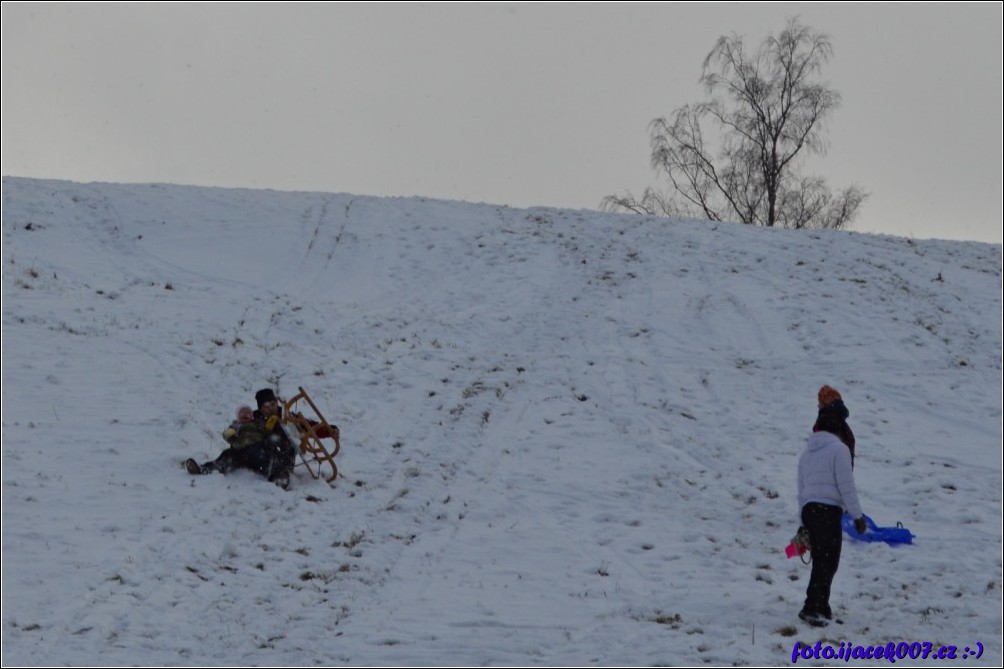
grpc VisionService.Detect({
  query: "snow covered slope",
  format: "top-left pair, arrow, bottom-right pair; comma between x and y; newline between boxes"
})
2,176 -> 1001,665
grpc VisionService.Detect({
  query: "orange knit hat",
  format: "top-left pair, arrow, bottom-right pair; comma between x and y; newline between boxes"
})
818,385 -> 842,407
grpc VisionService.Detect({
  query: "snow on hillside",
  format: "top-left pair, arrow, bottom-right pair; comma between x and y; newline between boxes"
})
2,176 -> 1001,666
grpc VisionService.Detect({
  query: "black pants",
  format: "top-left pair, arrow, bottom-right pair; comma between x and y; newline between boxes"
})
204,438 -> 295,482
801,502 -> 844,618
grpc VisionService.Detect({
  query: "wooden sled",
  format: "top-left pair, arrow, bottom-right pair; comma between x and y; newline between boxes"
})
281,386 -> 341,484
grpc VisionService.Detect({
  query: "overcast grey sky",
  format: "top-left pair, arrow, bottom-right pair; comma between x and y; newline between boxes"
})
2,2 -> 1001,243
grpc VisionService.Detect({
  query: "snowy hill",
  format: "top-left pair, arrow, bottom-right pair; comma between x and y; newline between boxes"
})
2,176 -> 1001,666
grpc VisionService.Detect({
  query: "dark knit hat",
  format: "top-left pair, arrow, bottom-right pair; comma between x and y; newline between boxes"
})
255,388 -> 278,408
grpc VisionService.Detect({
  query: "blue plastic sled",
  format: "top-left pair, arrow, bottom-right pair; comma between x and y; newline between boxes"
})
842,513 -> 915,545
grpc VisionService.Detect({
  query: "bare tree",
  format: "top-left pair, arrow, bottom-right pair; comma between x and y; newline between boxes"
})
604,18 -> 867,229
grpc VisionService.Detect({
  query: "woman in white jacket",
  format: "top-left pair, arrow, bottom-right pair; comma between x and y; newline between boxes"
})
797,386 -> 867,627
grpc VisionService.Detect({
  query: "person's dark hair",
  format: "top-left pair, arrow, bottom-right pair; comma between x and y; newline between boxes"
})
814,398 -> 856,466
814,398 -> 849,434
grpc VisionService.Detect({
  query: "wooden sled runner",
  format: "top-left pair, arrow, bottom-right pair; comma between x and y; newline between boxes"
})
281,386 -> 341,484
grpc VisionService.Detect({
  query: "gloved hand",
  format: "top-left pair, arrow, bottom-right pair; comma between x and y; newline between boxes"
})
854,517 -> 868,534
222,427 -> 237,443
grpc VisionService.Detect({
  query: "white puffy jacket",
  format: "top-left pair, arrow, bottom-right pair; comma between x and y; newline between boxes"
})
798,430 -> 864,519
